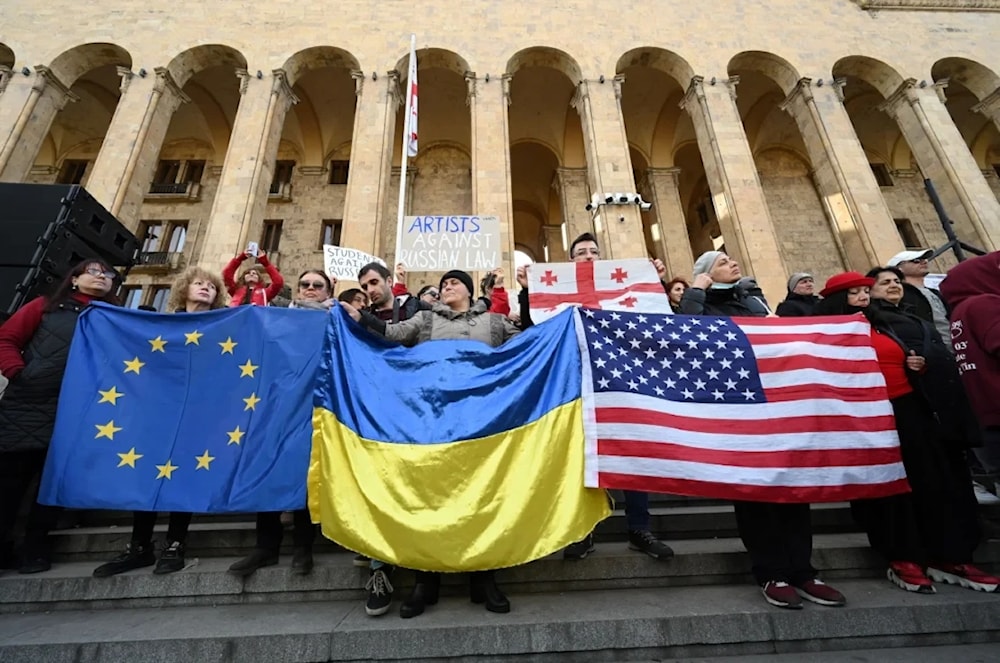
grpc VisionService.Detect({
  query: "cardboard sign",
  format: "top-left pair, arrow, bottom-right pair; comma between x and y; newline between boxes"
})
397,215 -> 500,272
323,245 -> 385,281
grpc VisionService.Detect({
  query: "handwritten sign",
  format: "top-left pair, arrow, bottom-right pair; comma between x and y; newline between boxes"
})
323,246 -> 385,281
397,215 -> 499,271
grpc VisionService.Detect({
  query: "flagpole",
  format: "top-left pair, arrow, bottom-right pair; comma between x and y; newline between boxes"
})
394,34 -> 417,267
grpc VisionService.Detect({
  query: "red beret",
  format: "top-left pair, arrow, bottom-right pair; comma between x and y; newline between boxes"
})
820,271 -> 875,298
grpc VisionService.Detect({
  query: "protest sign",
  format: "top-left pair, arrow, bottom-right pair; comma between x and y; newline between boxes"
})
323,246 -> 385,281
397,215 -> 499,271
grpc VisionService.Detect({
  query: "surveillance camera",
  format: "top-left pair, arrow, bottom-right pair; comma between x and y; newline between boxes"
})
604,194 -> 615,204
617,193 -> 628,203
639,202 -> 652,211
585,202 -> 595,211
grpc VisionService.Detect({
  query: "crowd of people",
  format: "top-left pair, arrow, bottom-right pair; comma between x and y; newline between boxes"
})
0,235 -> 998,619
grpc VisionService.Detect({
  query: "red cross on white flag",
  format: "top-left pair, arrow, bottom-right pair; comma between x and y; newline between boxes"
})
526,258 -> 672,323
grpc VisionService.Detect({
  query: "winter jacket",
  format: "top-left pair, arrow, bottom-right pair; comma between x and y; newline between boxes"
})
775,292 -> 821,317
361,300 -> 520,348
679,280 -> 771,318
0,295 -> 92,453
939,251 -> 1000,429
866,299 -> 981,448
901,282 -> 950,346
222,254 -> 284,307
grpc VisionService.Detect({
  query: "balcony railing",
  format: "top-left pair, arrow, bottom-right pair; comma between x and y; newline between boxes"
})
134,252 -> 183,271
146,182 -> 201,199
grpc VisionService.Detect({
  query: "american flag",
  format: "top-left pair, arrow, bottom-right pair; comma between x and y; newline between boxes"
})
528,259 -> 671,324
576,308 -> 909,503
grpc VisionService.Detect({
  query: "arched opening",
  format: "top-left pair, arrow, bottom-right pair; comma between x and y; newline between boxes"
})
833,55 -> 957,270
28,43 -> 132,187
932,58 -> 1000,204
265,46 -> 361,280
507,47 -> 587,264
617,47 -> 704,280
125,44 -> 247,311
384,48 -> 473,288
0,43 -> 14,69
729,52 -> 845,282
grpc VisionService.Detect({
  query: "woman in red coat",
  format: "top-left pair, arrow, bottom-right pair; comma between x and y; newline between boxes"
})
222,251 -> 284,307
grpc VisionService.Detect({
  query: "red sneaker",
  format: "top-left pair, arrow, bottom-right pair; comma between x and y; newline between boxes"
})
762,580 -> 803,609
887,561 -> 935,594
794,578 -> 846,606
927,564 -> 999,593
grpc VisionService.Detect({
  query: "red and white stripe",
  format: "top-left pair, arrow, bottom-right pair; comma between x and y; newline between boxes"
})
579,315 -> 909,503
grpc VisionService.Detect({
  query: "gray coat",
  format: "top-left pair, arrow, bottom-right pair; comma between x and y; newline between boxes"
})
366,300 -> 519,348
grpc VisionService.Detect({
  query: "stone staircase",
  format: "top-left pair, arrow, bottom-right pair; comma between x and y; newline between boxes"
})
1,497 -> 998,661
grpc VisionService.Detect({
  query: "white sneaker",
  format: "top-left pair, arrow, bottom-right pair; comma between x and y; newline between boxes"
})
972,482 -> 1000,505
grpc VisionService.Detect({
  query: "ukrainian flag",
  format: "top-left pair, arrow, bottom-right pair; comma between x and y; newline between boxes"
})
310,307 -> 610,572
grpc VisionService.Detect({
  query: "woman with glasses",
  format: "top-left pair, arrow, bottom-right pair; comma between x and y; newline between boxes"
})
289,270 -> 336,311
0,259 -> 120,573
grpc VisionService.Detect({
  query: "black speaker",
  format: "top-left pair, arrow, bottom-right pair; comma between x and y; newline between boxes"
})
0,183 -> 139,315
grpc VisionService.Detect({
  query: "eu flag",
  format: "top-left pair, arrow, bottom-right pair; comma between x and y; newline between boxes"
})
39,304 -> 326,512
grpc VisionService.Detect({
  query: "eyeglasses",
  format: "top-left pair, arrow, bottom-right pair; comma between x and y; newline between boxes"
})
298,280 -> 326,290
424,290 -> 439,298
85,267 -> 117,279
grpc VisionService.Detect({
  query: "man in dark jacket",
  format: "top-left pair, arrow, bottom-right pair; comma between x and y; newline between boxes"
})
775,273 -> 820,317
939,251 -> 1000,501
888,250 -> 951,348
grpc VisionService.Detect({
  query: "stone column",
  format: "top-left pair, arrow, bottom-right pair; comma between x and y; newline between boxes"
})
642,167 -> 694,279
881,79 -> 1000,251
554,167 -> 592,243
571,75 -> 646,259
780,78 -> 903,268
467,72 -> 515,276
0,66 -> 11,96
87,67 -> 189,229
342,70 -> 400,259
543,225 -> 566,262
0,66 -> 78,182
196,69 -> 298,268
679,75 -> 786,302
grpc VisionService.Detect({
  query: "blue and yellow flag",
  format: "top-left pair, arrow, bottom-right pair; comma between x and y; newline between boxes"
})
39,304 -> 325,512
310,307 -> 610,572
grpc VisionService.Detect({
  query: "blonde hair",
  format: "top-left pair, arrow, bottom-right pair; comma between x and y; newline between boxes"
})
167,266 -> 228,312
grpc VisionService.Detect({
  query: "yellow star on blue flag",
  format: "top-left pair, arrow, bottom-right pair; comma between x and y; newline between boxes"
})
38,304 -> 326,512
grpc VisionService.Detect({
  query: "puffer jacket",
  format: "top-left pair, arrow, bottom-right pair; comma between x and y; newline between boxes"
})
679,280 -> 771,318
0,297 -> 88,453
362,300 -> 520,348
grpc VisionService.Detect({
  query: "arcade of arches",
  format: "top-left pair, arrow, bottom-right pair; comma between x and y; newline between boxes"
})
2,41 -> 1000,307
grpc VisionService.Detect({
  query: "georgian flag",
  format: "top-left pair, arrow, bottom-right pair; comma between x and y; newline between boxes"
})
405,38 -> 418,158
527,258 -> 671,324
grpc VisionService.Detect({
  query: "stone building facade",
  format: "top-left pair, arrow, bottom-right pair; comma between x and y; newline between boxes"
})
1,0 -> 999,307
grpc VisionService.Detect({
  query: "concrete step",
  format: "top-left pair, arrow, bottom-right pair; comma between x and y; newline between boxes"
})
4,534 -> 998,614
1,580 -> 997,662
45,503 -> 864,562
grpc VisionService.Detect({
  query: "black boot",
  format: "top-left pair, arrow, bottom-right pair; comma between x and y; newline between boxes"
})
399,571 -> 440,618
93,540 -> 156,577
470,570 -> 510,613
228,548 -> 279,577
290,545 -> 313,576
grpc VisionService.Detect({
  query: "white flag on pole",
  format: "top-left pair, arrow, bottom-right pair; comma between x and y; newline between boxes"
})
406,39 -> 418,158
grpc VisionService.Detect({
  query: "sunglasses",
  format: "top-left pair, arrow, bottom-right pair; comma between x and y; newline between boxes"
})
424,290 -> 439,298
298,280 -> 327,290
85,267 -> 117,279
906,258 -> 928,264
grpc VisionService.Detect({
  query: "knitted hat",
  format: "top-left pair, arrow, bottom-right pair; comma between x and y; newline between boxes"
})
692,251 -> 723,278
439,270 -> 475,302
819,271 -> 875,298
787,272 -> 813,292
